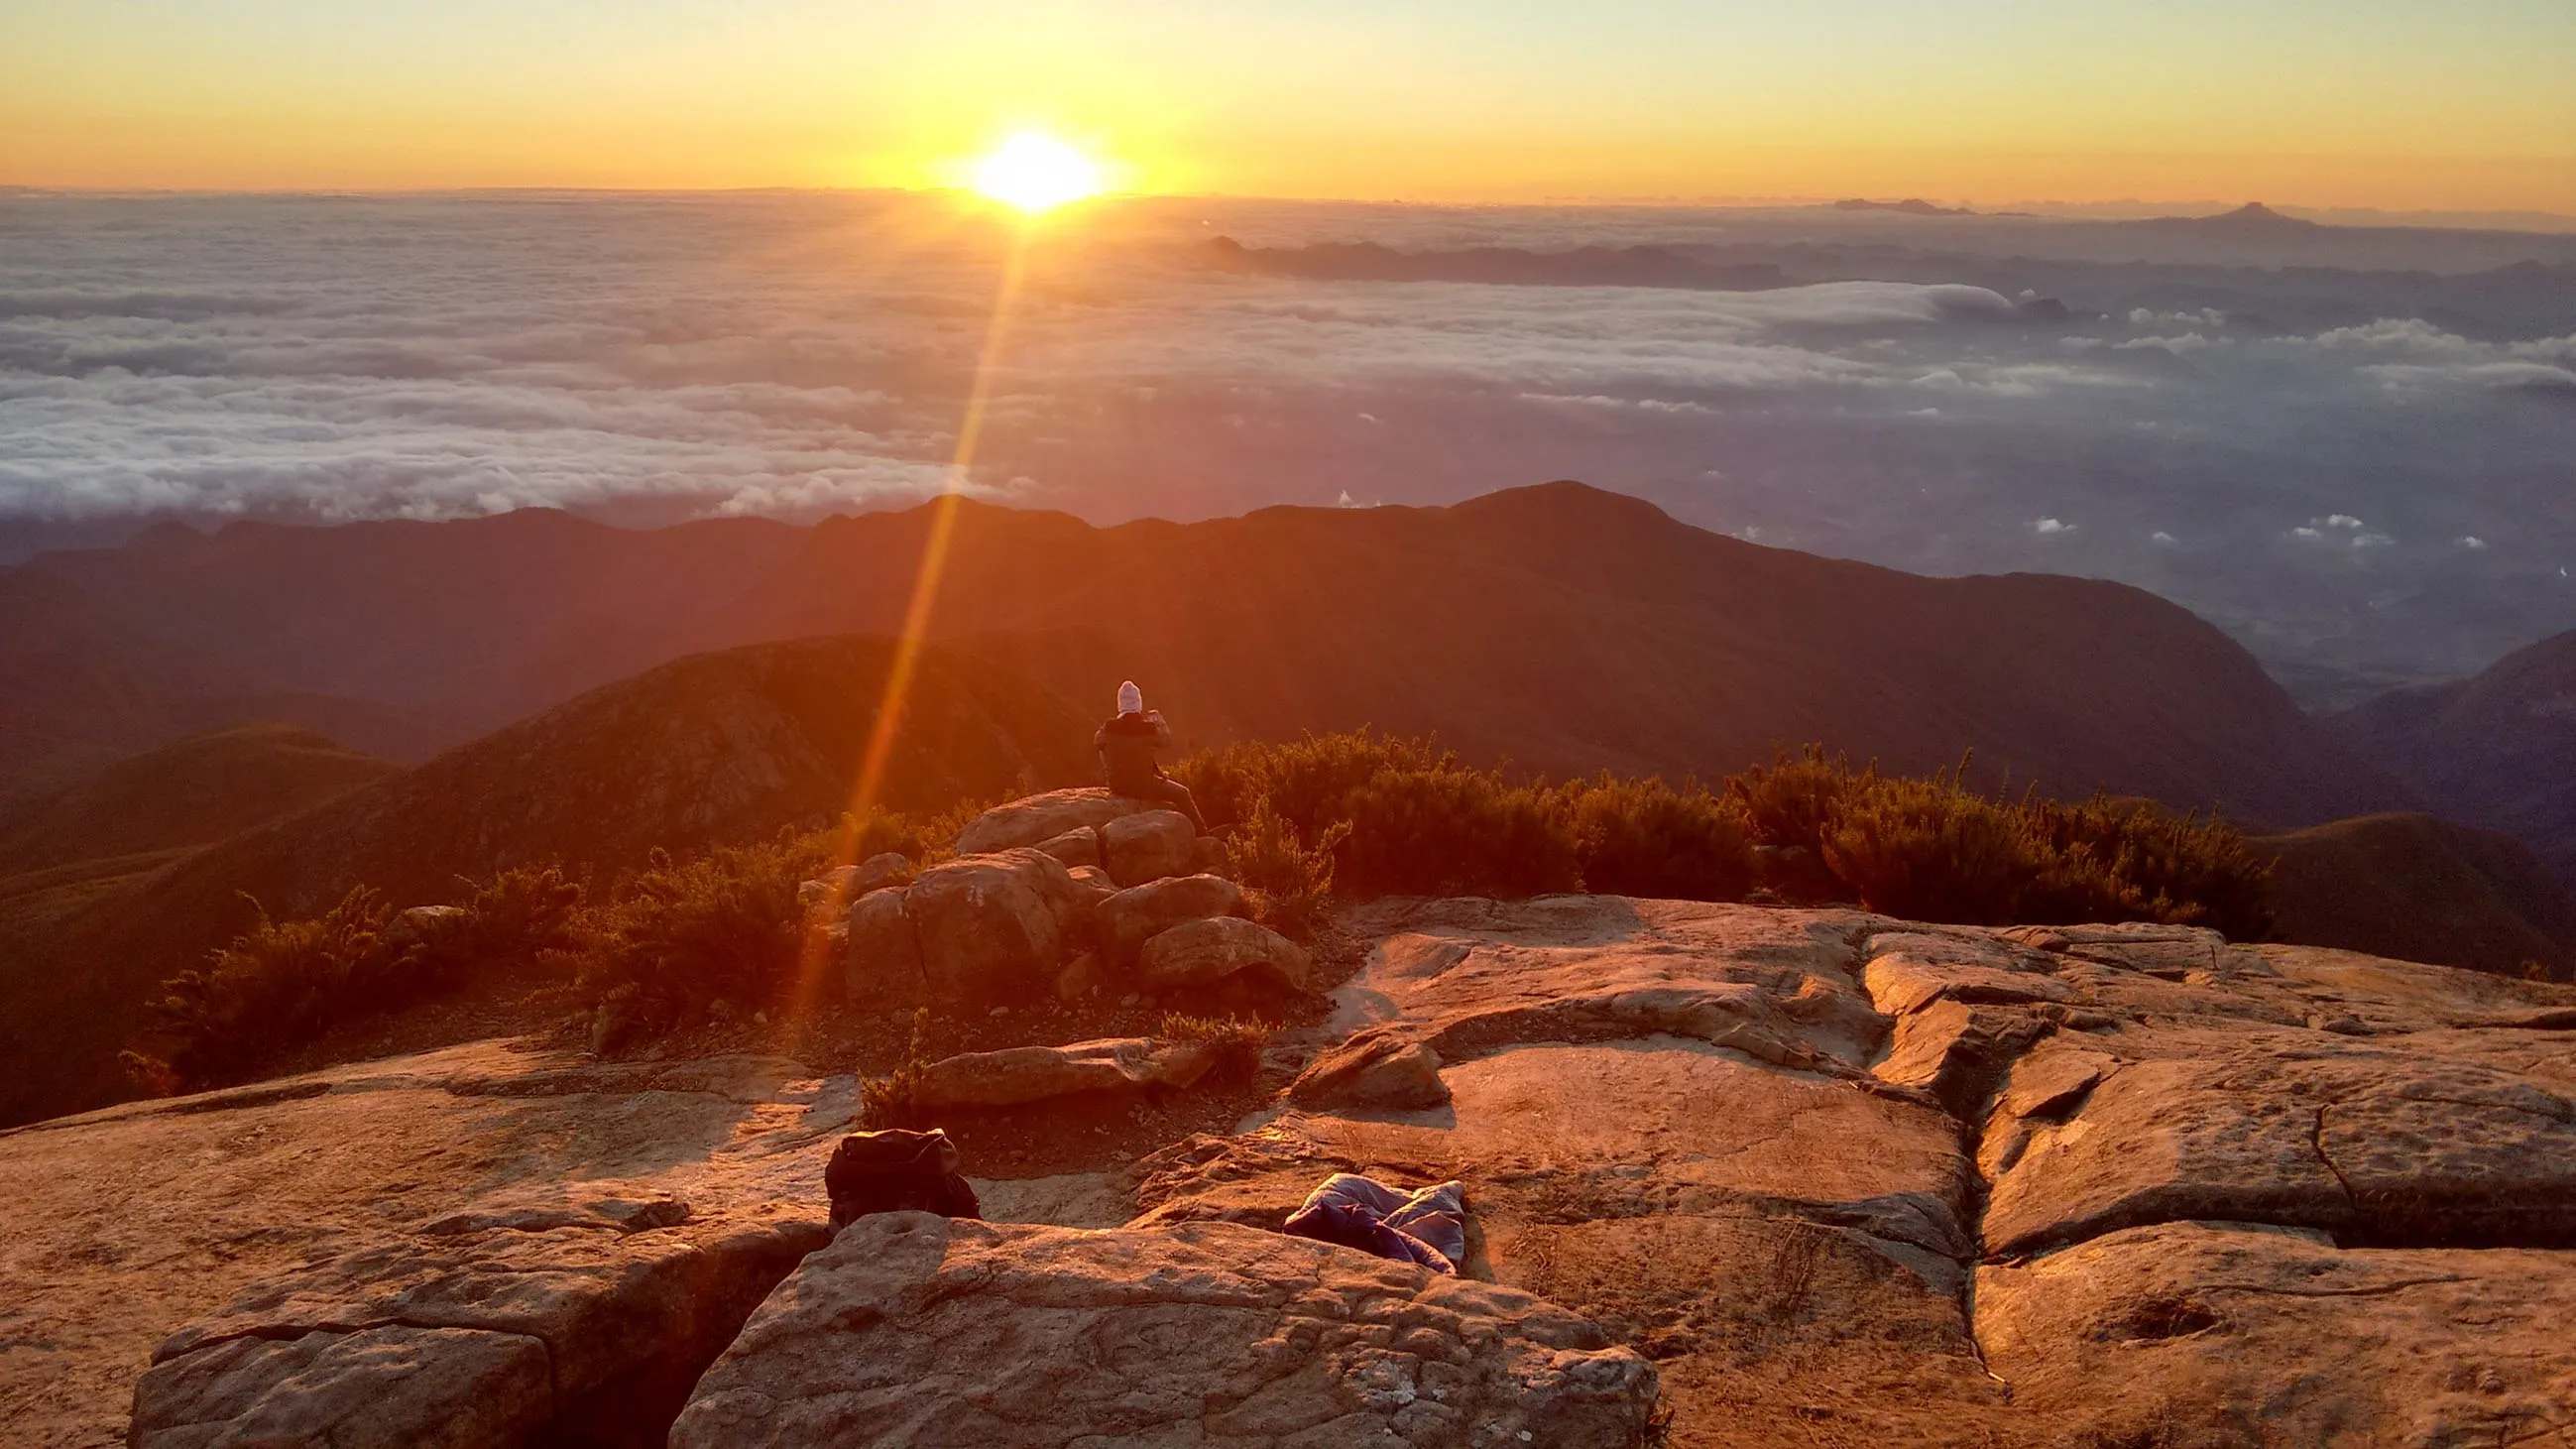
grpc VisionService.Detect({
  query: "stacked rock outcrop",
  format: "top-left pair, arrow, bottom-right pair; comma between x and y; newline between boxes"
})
830,789 -> 1302,1011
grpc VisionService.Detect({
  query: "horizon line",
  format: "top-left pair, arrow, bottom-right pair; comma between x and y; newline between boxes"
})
7,183 -> 2575,233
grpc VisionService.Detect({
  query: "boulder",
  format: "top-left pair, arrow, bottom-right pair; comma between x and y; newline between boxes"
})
1053,950 -> 1104,1002
1031,826 -> 1100,869
1103,808 -> 1198,886
841,887 -> 923,1003
853,851 -> 911,893
1288,1026 -> 1450,1111
912,1036 -> 1216,1109
904,850 -> 1089,1003
953,788 -> 1141,857
1137,915 -> 1312,993
386,904 -> 470,947
1096,872 -> 1247,968
669,1215 -> 1661,1449
1978,1221 -> 2576,1446
798,866 -> 859,910
1066,863 -> 1113,893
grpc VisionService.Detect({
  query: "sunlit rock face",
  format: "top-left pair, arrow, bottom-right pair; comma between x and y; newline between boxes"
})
7,900 -> 2574,1447
1133,899 -> 2576,1447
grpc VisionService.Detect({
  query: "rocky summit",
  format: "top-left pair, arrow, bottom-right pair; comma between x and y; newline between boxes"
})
4,898 -> 2572,1447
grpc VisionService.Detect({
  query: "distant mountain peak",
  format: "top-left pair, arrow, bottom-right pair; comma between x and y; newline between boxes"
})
2162,201 -> 2323,231
1830,197 -> 1976,217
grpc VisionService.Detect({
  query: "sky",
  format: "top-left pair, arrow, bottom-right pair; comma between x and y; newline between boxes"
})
5,0 -> 2575,212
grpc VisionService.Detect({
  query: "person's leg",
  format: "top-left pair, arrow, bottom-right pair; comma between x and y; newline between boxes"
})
1144,776 -> 1206,832
1387,1180 -> 1468,1271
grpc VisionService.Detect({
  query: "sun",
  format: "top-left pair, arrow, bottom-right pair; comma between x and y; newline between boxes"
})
971,133 -> 1104,214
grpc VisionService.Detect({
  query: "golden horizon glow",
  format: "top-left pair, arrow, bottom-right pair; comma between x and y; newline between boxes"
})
970,133 -> 1106,213
2,3 -> 2572,215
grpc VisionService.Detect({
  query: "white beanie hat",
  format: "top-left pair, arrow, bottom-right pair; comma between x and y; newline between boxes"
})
1116,680 -> 1144,716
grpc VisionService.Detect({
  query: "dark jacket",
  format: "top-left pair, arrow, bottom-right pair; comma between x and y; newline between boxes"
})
1095,711 -> 1172,795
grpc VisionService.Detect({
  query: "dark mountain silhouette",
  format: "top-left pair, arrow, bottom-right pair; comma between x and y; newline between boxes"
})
2337,627 -> 2576,882
0,723 -> 397,878
699,484 -> 2405,823
20,509 -> 804,752
1831,197 -> 1976,216
2132,202 -> 2325,234
0,635 -> 1096,1127
0,569 -> 458,797
16,483 -> 2407,826
2254,812 -> 2576,977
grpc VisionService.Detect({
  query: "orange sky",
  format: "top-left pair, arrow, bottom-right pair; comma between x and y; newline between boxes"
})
6,1 -> 2573,214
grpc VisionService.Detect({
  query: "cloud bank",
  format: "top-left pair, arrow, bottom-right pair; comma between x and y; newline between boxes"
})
3,190 -> 2573,696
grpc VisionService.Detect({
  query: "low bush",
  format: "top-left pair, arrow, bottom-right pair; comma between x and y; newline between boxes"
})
835,793 -> 997,870
858,1008 -> 935,1130
1816,770 -> 2041,924
1178,732 -> 2273,935
1216,795 -> 1347,942
2024,794 -> 2276,941
1157,1012 -> 1270,1085
127,888 -> 393,1089
1560,774 -> 1754,901
126,864 -> 595,1093
571,833 -> 826,1026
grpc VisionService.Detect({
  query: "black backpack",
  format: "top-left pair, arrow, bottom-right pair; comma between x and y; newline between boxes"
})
824,1129 -> 983,1228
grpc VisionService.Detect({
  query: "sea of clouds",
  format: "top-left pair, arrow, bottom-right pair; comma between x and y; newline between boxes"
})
3,189 -> 2572,699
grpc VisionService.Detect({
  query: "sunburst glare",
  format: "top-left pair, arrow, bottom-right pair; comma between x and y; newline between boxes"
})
971,133 -> 1104,213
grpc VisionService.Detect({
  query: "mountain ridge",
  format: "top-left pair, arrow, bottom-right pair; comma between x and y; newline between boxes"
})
12,481 -> 2410,826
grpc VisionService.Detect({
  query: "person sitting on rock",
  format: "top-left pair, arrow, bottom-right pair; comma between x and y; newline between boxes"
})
1097,680 -> 1204,832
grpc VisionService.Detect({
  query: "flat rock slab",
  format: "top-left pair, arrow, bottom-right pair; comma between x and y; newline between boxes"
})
1978,1221 -> 2576,1446
1982,1034 -> 2576,1256
1138,1030 -> 1987,1446
134,1215 -> 824,1449
0,1041 -> 859,1449
912,1036 -> 1214,1109
1139,1040 -> 1973,1257
1483,1214 -> 2016,1448
670,1214 -> 1660,1448
1330,898 -> 1892,1072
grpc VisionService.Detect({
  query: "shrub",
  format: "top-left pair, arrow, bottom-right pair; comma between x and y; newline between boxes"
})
1181,730 -> 1581,901
1817,771 -> 2046,924
1558,774 -> 1755,901
1727,745 -> 1863,853
402,865 -> 586,994
1217,795 -> 1347,941
573,833 -> 826,1024
1178,729 -> 1455,840
125,865 -> 596,1092
835,793 -> 995,869
2023,794 -> 2276,941
858,1008 -> 936,1129
1341,766 -> 1582,898
126,887 -> 393,1089
1157,1012 -> 1269,1085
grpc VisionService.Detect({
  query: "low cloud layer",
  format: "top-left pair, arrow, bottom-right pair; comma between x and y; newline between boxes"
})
3,190 -> 2573,698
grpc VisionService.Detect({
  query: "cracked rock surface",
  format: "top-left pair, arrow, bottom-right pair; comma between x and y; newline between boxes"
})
1138,898 -> 2576,1446
670,1213 -> 1660,1449
9,900 -> 2575,1447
